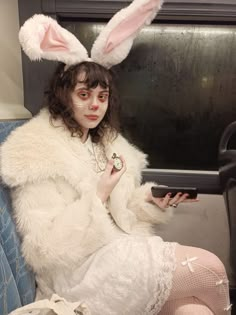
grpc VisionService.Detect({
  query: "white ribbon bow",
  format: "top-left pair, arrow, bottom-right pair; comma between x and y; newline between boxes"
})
181,255 -> 198,272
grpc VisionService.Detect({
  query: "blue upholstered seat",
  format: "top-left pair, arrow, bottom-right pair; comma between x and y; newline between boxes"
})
0,120 -> 36,315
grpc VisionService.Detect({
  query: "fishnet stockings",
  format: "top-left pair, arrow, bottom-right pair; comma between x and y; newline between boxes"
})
158,244 -> 231,315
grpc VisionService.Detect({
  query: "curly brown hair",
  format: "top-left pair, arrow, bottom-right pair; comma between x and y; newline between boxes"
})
44,61 -> 120,143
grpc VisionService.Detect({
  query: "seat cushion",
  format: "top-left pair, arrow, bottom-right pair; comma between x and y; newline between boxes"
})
0,243 -> 22,314
0,120 -> 36,314
0,120 -> 28,143
0,185 -> 36,306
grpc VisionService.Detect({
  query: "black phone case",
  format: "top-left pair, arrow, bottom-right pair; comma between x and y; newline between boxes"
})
151,186 -> 198,199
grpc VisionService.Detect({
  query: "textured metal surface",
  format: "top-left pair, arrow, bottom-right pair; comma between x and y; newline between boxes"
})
63,21 -> 236,171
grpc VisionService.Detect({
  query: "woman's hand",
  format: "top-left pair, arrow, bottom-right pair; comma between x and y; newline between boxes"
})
96,156 -> 126,203
145,190 -> 199,211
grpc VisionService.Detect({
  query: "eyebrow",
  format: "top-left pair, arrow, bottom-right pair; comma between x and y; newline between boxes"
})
75,85 -> 109,93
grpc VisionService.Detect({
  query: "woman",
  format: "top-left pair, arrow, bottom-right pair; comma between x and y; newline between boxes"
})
1,61 -> 231,314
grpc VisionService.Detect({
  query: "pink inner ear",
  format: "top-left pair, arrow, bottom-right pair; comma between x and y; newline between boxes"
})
40,24 -> 69,52
104,0 -> 160,54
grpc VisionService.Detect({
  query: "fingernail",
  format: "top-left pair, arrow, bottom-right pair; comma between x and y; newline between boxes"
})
168,193 -> 172,196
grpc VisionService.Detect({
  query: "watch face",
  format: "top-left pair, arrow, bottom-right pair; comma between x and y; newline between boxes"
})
112,153 -> 123,171
114,157 -> 123,170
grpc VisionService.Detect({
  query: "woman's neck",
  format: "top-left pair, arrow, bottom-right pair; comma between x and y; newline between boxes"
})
81,128 -> 89,143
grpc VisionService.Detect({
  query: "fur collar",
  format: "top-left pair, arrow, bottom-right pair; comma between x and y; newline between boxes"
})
1,109 -> 148,192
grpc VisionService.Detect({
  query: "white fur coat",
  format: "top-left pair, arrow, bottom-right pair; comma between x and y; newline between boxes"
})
0,109 -> 173,276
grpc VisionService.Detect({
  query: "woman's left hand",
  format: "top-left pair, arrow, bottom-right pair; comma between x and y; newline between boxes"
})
145,191 -> 199,211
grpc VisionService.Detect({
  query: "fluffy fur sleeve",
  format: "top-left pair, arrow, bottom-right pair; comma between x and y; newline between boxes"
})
12,178 -> 118,273
109,178 -> 174,235
127,182 -> 174,224
108,135 -> 174,234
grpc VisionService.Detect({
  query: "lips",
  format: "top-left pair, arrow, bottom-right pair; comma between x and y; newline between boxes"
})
85,115 -> 99,121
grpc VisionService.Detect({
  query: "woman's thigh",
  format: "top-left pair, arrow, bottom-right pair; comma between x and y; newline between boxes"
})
166,244 -> 231,314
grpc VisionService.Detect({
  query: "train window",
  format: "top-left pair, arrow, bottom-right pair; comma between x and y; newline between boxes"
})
62,21 -> 236,171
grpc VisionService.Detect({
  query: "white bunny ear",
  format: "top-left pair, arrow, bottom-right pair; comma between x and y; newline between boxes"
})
91,0 -> 164,68
19,14 -> 89,66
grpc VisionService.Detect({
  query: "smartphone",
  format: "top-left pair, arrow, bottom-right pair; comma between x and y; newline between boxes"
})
151,186 -> 198,199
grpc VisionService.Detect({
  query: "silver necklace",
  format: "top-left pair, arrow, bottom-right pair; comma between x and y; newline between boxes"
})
87,139 -> 123,173
90,141 -> 108,173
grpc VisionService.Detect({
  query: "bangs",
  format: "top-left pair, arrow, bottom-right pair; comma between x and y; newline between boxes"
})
76,62 -> 110,89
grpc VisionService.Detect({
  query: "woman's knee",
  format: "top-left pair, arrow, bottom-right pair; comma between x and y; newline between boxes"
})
173,244 -> 229,295
175,244 -> 227,277
190,247 -> 227,279
170,245 -> 230,313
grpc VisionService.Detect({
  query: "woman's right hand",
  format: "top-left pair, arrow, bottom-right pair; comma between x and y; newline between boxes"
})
96,156 -> 126,204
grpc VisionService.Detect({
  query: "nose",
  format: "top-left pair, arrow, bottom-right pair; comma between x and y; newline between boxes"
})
89,103 -> 99,111
89,95 -> 99,110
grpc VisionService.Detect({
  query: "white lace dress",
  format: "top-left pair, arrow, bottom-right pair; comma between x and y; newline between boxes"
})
54,138 -> 177,315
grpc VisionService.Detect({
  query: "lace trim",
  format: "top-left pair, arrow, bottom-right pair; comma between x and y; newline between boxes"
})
145,242 -> 177,315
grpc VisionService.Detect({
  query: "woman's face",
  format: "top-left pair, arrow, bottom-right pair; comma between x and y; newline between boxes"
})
71,73 -> 109,132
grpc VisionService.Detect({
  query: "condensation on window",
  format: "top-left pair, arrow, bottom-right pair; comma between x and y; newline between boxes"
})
63,21 -> 236,170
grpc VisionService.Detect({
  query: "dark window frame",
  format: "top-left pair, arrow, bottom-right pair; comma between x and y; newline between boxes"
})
40,0 -> 236,22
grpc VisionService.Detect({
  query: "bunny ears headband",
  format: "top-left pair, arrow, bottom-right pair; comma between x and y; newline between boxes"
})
19,0 -> 163,69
